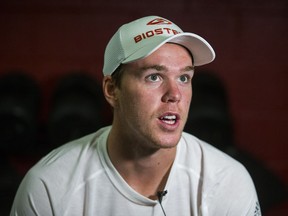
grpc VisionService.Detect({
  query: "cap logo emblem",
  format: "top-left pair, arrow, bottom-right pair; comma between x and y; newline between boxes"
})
147,18 -> 172,25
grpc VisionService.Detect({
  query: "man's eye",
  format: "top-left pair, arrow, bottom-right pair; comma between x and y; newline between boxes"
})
146,74 -> 160,82
179,75 -> 190,83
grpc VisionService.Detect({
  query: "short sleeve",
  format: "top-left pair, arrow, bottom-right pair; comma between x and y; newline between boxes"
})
203,163 -> 262,216
10,169 -> 54,216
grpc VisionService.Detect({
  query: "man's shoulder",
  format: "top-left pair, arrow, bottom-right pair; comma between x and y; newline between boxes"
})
180,133 -> 259,214
27,127 -> 110,180
180,132 -> 248,176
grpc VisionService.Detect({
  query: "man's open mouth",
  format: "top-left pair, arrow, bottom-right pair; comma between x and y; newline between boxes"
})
159,114 -> 179,125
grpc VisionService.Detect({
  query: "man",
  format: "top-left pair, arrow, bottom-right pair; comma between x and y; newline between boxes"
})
10,15 -> 261,215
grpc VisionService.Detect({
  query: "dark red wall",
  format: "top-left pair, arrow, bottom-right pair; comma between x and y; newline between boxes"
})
1,0 -> 287,193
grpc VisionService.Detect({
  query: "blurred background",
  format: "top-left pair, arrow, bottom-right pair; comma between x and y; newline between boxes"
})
0,0 -> 287,215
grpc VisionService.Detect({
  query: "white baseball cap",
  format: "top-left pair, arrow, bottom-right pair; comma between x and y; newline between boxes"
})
103,15 -> 215,76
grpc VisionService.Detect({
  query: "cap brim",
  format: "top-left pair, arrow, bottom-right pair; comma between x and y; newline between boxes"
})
122,32 -> 215,66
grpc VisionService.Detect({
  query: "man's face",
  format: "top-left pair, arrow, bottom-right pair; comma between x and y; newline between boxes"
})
113,43 -> 194,149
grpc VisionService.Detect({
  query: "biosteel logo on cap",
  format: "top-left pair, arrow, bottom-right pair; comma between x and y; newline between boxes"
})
103,16 -> 215,76
134,18 -> 181,43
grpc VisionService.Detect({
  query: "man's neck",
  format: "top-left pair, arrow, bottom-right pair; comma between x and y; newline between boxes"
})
107,128 -> 177,198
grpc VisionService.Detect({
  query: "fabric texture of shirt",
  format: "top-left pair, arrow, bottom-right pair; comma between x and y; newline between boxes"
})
10,126 -> 261,216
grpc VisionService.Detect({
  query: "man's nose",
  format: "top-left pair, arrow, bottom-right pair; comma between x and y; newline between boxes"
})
161,80 -> 181,103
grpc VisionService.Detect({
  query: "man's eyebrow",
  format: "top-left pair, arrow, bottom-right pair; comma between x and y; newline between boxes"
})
140,65 -> 166,72
182,66 -> 195,72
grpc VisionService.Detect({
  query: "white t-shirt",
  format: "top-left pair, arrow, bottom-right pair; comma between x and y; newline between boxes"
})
10,126 -> 261,216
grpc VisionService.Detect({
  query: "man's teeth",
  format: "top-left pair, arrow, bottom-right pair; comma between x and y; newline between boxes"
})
161,115 -> 177,124
162,115 -> 176,120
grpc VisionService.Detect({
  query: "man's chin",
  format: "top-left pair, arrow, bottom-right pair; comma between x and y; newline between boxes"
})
155,133 -> 182,149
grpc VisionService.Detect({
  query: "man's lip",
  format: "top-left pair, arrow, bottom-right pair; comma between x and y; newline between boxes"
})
157,112 -> 181,130
158,112 -> 180,120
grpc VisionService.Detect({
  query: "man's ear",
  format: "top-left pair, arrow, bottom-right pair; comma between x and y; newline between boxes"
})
103,76 -> 118,108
